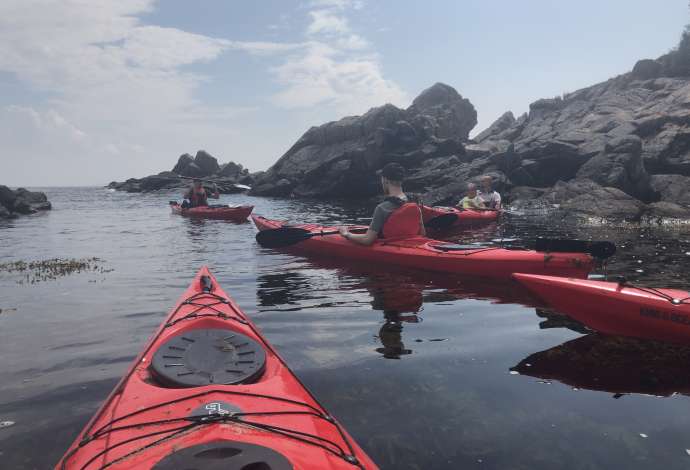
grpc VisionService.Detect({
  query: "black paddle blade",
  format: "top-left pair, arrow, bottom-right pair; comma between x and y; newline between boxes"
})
255,227 -> 313,248
424,213 -> 458,230
535,238 -> 616,259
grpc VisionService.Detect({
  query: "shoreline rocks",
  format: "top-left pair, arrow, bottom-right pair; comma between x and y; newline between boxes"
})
107,150 -> 254,194
0,186 -> 51,219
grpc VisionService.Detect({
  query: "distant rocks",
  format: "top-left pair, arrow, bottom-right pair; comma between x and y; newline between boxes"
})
0,186 -> 51,219
108,150 -> 254,194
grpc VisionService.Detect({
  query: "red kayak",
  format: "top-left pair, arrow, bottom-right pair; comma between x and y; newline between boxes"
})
421,205 -> 499,227
57,267 -> 377,470
513,273 -> 690,344
252,215 -> 594,280
170,202 -> 254,221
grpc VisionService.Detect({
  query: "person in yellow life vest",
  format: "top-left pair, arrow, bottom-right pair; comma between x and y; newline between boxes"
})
338,163 -> 425,246
457,183 -> 486,210
183,179 -> 219,208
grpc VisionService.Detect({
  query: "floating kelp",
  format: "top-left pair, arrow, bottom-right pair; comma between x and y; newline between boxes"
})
0,257 -> 113,284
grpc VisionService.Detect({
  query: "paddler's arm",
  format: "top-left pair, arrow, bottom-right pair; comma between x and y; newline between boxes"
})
338,227 -> 378,246
210,183 -> 220,199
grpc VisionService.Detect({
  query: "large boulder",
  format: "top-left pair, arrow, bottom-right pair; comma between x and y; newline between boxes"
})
407,82 -> 477,140
0,185 -> 16,209
251,83 -> 478,198
631,59 -> 663,80
193,150 -> 221,176
218,161 -> 246,179
170,151 -> 220,177
0,187 -> 51,215
172,153 -> 194,174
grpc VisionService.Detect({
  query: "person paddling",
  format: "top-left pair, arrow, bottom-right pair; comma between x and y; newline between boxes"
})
183,179 -> 219,208
477,175 -> 502,210
339,163 -> 425,246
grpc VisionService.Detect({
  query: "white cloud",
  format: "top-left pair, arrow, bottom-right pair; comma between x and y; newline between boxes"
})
0,0 -> 404,184
336,34 -> 369,50
308,0 -> 364,10
268,0 -> 406,114
271,43 -> 407,113
1,106 -> 86,142
227,41 -> 305,55
307,10 -> 351,35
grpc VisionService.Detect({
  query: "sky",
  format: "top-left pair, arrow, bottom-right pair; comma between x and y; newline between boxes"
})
0,0 -> 688,186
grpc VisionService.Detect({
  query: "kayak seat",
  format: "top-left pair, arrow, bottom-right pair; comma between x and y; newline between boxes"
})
152,440 -> 292,470
150,328 -> 266,388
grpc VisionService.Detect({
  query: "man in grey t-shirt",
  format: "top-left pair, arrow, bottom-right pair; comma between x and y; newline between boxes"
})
477,175 -> 502,210
338,163 -> 425,246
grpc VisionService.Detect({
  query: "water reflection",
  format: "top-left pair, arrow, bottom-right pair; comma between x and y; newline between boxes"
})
368,276 -> 423,359
512,333 -> 690,398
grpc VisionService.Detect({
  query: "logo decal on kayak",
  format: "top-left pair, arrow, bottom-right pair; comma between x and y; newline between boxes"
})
189,401 -> 242,419
640,307 -> 690,326
206,402 -> 231,415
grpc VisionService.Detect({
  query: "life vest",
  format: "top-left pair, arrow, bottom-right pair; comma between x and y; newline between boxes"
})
381,202 -> 422,239
189,188 -> 208,207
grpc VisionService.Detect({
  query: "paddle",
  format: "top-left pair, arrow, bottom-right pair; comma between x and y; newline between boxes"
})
256,226 -> 369,248
535,237 -> 616,259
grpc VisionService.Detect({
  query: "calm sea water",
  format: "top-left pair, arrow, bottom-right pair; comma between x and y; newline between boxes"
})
1,187 -> 690,469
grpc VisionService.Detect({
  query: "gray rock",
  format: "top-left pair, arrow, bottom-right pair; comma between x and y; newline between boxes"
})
408,82 -> 477,140
650,174 -> 690,206
0,185 -> 16,208
632,59 -> 663,80
644,201 -> 690,219
218,161 -> 245,179
474,112 -> 516,143
544,179 -> 646,220
172,153 -> 194,174
193,150 -> 221,176
576,135 -> 652,200
251,82 -> 477,198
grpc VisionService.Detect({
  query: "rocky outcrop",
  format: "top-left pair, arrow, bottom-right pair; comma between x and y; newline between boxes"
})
250,83 -> 476,198
244,35 -> 690,223
0,186 -> 51,219
108,150 -> 253,194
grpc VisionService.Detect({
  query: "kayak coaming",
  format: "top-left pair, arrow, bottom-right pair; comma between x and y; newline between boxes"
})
170,203 -> 254,221
513,273 -> 690,344
57,267 -> 377,470
252,215 -> 594,280
421,205 -> 499,226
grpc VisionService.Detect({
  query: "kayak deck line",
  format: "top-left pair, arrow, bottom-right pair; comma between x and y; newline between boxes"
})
57,267 -> 377,470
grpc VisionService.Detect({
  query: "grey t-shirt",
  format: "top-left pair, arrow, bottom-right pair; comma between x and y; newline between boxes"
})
369,196 -> 408,234
477,190 -> 501,209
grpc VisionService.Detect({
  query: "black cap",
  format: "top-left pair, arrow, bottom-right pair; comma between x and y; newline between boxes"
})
377,163 -> 405,182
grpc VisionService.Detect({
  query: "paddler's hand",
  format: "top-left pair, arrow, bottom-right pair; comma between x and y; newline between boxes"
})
338,227 -> 350,239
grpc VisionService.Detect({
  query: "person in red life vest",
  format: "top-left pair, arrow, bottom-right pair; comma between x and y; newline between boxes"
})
183,179 -> 219,208
338,163 -> 425,245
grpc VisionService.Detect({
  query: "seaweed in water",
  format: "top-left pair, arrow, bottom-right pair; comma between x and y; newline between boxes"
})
0,257 -> 113,284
